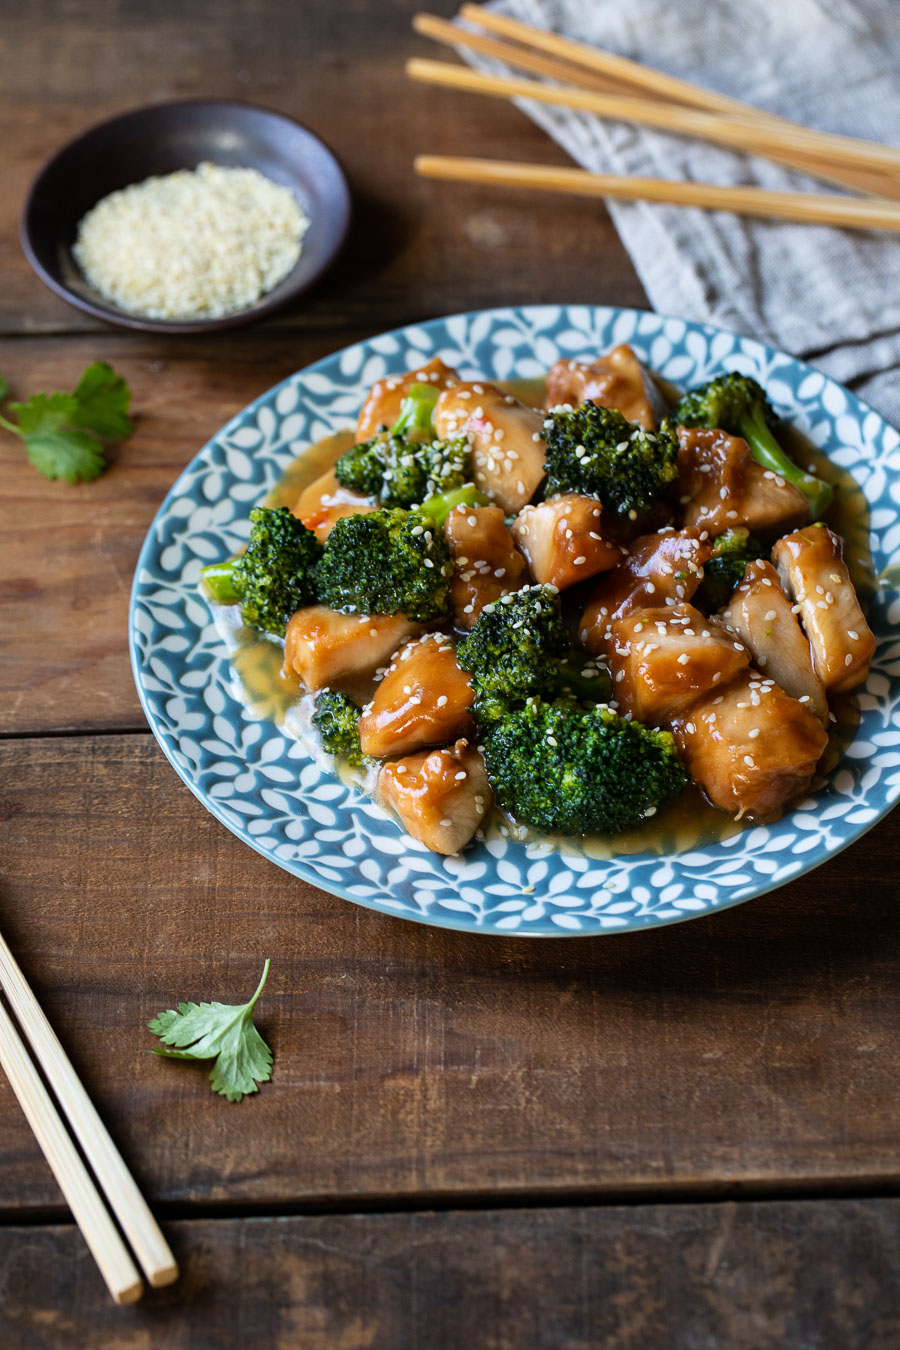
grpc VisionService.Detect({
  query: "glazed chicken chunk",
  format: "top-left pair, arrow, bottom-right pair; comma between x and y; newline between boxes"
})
359,633 -> 475,757
677,426 -> 809,537
772,526 -> 875,694
355,356 -> 459,440
293,467 -> 377,542
721,559 -> 828,722
284,608 -> 419,691
377,739 -> 491,854
433,382 -> 546,513
545,344 -> 667,430
609,603 -> 750,724
512,494 -> 622,591
444,504 -> 528,628
669,670 -> 829,820
579,527 -> 713,657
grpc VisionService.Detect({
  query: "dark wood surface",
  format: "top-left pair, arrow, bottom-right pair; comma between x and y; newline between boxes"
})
3,1200 -> 899,1350
1,1 -> 898,1346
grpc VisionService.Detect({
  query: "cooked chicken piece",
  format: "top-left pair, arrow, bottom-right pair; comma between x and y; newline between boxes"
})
721,559 -> 828,722
377,739 -> 491,854
609,603 -> 750,724
355,356 -> 459,441
444,504 -> 527,628
284,608 -> 419,691
293,467 -> 377,542
433,382 -> 545,513
359,633 -> 474,757
545,344 -> 668,430
772,526 -> 876,693
677,427 -> 809,537
579,528 -> 712,657
669,670 -> 828,820
512,494 -> 621,591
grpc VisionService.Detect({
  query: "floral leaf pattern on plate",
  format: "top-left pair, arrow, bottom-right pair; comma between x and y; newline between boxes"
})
130,307 -> 900,936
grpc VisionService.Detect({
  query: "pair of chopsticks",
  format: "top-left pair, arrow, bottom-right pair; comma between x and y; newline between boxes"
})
409,6 -> 900,232
0,931 -> 177,1303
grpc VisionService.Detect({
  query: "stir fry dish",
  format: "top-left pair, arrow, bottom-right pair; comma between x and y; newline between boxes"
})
203,344 -> 875,856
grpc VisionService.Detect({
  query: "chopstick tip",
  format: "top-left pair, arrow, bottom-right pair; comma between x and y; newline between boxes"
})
149,1259 -> 180,1288
113,1276 -> 144,1306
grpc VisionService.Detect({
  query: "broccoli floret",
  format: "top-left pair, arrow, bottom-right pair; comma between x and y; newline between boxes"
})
335,380 -> 470,509
541,403 -> 679,517
202,507 -> 321,636
317,506 -> 451,621
675,372 -> 832,519
311,690 -> 367,768
457,585 -> 570,721
334,431 -> 472,509
418,437 -> 472,498
482,698 -> 689,835
694,529 -> 768,614
333,434 -> 392,498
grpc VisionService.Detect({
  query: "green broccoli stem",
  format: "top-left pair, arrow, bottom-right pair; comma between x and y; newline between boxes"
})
201,559 -> 241,604
419,482 -> 491,527
740,403 -> 833,519
390,382 -> 440,439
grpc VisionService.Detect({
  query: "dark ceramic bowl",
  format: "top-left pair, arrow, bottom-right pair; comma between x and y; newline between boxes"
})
21,100 -> 351,333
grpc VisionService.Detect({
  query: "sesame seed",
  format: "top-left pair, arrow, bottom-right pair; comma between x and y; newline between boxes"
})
677,653 -> 690,665
437,695 -> 448,707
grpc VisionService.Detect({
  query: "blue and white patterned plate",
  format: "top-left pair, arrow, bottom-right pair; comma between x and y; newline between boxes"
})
129,306 -> 900,935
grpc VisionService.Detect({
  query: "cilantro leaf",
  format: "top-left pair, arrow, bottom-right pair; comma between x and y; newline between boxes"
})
11,393 -> 108,482
0,361 -> 133,483
70,361 -> 133,439
148,960 -> 273,1103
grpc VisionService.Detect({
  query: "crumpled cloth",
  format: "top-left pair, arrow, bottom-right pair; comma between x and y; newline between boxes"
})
460,0 -> 900,424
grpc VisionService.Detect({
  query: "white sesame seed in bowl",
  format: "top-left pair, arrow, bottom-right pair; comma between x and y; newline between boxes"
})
73,164 -> 310,322
21,100 -> 351,333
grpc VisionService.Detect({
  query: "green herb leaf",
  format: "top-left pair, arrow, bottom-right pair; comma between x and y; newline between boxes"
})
69,361 -> 134,439
0,362 -> 133,482
148,960 -> 273,1103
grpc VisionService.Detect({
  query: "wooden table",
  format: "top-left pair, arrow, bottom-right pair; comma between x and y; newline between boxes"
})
1,2 -> 898,1346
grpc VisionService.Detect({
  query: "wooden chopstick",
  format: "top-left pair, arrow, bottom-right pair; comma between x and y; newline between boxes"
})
413,12 -> 900,201
407,58 -> 900,181
414,155 -> 900,232
459,3 -> 895,149
0,995 -> 143,1304
0,931 -> 178,1292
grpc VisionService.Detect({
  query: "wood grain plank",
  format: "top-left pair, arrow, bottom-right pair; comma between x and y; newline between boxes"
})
1,733 -> 898,1214
1,1199 -> 899,1349
0,0 -> 645,336
0,330 -> 371,735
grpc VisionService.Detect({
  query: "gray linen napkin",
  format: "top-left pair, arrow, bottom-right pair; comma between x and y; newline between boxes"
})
460,0 -> 900,424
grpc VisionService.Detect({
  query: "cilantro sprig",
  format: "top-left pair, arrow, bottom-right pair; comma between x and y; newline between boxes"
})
148,960 -> 273,1103
0,361 -> 133,482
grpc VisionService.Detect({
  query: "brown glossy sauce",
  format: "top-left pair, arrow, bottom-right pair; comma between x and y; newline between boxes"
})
221,371 -> 872,861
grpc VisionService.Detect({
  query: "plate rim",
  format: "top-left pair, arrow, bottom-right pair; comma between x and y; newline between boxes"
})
129,303 -> 900,937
